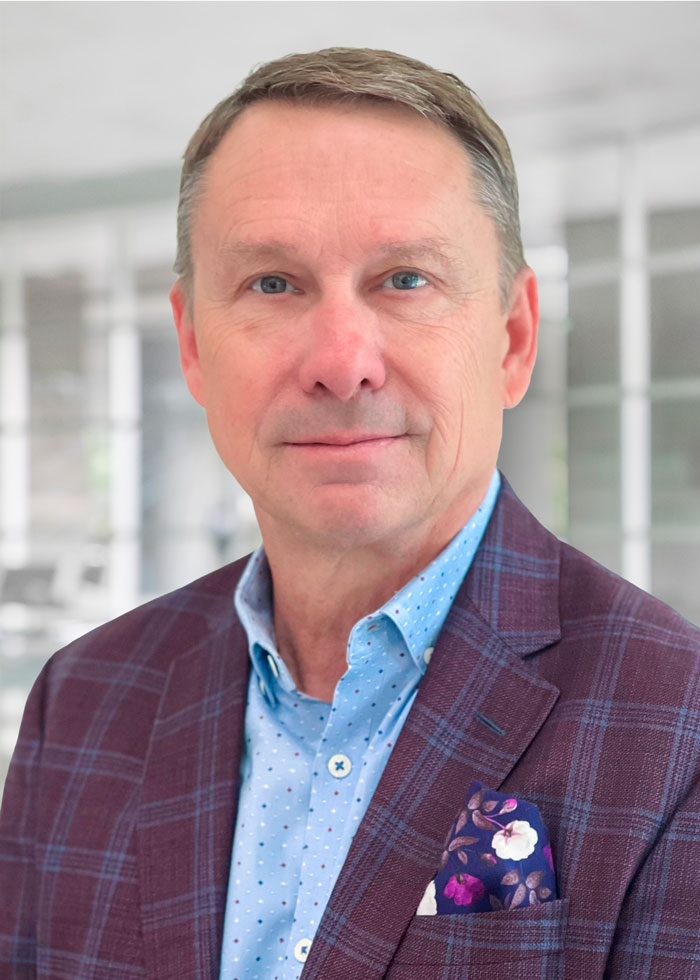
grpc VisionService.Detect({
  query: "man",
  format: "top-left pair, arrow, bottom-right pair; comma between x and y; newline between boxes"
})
2,47 -> 699,980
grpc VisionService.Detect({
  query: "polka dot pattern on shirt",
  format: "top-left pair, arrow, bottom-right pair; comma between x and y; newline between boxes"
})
218,470 -> 501,980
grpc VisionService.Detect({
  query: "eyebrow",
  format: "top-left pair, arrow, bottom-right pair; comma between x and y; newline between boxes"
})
216,238 -> 462,274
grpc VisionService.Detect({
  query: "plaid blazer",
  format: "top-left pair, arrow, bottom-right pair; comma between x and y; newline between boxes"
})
2,475 -> 700,980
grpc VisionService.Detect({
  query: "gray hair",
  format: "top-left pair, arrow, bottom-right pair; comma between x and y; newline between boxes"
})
174,47 -> 525,308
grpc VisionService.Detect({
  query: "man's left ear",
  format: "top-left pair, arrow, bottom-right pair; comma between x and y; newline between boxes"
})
500,266 -> 539,409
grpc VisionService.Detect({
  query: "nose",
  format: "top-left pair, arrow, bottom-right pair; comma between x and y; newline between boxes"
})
297,302 -> 386,401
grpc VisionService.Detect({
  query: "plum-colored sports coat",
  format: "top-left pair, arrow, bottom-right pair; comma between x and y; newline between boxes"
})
2,476 -> 700,979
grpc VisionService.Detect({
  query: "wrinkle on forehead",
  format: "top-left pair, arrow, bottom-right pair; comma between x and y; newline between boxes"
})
213,236 -> 464,276
200,101 -> 470,212
193,100 -> 500,293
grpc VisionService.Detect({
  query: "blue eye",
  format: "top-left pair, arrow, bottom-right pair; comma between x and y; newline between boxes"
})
383,271 -> 428,290
251,275 -> 299,294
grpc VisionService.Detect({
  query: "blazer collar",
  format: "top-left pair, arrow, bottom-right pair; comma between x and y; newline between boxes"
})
465,472 -> 562,656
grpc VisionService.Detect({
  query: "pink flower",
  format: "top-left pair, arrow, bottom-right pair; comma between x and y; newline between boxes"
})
544,843 -> 554,870
492,820 -> 538,860
444,873 -> 487,906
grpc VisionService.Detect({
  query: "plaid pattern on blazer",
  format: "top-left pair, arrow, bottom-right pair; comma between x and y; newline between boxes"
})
2,475 -> 700,980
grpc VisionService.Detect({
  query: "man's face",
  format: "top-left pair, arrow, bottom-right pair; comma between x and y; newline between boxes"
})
172,101 -> 537,551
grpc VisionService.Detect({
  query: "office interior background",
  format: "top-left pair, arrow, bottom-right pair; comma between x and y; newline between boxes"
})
1,1 -> 699,791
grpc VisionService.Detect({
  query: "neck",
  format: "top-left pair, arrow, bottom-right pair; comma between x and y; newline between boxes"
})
258,506 -> 478,702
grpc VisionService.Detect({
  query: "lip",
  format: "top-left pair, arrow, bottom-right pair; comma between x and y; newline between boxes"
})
289,434 -> 403,447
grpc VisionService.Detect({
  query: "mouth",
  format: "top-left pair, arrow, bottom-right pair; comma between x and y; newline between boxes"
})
290,434 -> 402,447
282,434 -> 408,464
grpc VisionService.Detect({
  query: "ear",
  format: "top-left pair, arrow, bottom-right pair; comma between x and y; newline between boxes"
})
170,280 -> 204,406
500,266 -> 539,409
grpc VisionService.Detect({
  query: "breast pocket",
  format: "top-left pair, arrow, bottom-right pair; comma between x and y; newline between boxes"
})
385,897 -> 569,980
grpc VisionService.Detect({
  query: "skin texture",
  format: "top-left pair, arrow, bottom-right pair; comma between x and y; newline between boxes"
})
171,100 -> 538,699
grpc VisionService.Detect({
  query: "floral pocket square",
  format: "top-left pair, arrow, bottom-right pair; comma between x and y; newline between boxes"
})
417,781 -> 557,915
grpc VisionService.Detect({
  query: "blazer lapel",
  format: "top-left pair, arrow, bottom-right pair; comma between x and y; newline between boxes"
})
303,477 -> 562,980
136,563 -> 251,980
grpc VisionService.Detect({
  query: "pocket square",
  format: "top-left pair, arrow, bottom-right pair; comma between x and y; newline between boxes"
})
416,781 -> 557,915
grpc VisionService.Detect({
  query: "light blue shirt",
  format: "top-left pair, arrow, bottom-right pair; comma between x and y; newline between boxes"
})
219,470 -> 501,980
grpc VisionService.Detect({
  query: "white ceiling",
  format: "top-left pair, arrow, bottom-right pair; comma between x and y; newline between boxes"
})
2,1 -> 700,235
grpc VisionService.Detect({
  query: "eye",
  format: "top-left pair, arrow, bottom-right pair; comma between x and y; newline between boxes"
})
251,275 -> 300,294
382,271 -> 429,291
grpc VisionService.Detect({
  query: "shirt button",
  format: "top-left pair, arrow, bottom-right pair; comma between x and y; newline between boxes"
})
294,938 -> 312,962
423,646 -> 434,665
328,753 -> 352,778
267,653 -> 280,678
258,676 -> 267,698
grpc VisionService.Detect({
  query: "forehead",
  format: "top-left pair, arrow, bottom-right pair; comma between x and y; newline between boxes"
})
193,99 -> 496,267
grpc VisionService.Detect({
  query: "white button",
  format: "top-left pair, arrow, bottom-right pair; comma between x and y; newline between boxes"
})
258,677 -> 267,697
267,653 -> 280,678
423,646 -> 434,665
328,753 -> 352,778
294,938 -> 312,962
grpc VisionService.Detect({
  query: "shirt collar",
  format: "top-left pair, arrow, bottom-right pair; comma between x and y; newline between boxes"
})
233,549 -> 287,699
235,469 -> 501,697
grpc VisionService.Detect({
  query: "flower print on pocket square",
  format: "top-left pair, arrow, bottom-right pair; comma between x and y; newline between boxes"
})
416,781 -> 557,915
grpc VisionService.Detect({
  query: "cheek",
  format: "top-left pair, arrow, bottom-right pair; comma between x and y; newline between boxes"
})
198,319 -> 270,401
405,323 -> 504,468
196,334 -> 271,454
407,322 -> 495,415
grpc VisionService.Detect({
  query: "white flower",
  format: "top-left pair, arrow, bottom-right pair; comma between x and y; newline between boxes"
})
492,820 -> 538,860
416,879 -> 437,916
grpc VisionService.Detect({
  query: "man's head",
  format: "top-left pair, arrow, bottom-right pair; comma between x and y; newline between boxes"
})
174,47 -> 524,310
170,49 -> 538,556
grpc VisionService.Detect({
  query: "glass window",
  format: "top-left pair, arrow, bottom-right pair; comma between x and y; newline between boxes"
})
25,273 -> 109,421
568,282 -> 619,386
650,270 -> 700,381
651,398 -> 700,526
565,216 -> 619,265
649,207 -> 700,253
30,422 -> 109,536
651,540 -> 700,627
140,332 -> 254,594
567,404 -> 621,530
135,263 -> 176,294
24,272 -> 110,572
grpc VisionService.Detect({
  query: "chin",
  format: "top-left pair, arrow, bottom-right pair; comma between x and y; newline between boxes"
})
290,487 -> 409,549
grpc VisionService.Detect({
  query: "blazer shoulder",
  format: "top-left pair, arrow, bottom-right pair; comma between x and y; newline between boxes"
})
44,555 -> 251,686
558,538 -> 700,674
559,539 -> 698,631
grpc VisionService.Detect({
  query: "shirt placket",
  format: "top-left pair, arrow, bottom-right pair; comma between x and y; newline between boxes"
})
283,635 -> 379,977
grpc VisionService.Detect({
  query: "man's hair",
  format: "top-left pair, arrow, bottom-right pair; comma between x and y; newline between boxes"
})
174,47 -> 525,307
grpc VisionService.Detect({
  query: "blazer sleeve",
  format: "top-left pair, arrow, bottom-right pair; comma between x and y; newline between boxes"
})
605,767 -> 700,979
0,659 -> 49,975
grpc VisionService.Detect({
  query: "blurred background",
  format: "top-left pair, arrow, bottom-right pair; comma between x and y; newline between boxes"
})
1,1 -> 699,791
